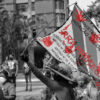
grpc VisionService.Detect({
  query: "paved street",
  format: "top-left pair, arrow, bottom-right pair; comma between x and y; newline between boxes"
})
16,73 -> 46,100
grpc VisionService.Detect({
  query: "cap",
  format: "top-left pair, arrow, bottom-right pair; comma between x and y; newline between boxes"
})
58,63 -> 72,75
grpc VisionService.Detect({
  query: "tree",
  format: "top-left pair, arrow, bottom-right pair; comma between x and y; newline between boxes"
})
86,0 -> 100,18
86,0 -> 100,29
0,8 -> 28,61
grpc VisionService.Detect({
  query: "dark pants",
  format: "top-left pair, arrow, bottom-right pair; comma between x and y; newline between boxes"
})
10,74 -> 16,86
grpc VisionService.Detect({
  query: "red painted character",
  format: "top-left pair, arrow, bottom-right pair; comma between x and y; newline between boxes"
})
74,9 -> 87,22
65,45 -> 74,54
63,40 -> 75,54
42,36 -> 54,47
97,63 -> 100,75
89,32 -> 100,44
59,23 -> 71,38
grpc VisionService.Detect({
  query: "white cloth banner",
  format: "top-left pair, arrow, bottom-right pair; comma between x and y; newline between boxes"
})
37,16 -> 78,70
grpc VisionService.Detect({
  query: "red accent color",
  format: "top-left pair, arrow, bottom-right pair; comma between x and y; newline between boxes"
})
59,23 -> 71,37
89,32 -> 100,44
74,9 -> 87,22
97,63 -> 100,74
42,36 -> 53,47
59,31 -> 68,38
63,40 -> 65,45
64,23 -> 72,30
96,82 -> 100,87
65,44 -> 74,54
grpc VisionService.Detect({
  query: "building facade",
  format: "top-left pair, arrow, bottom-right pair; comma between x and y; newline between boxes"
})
0,0 -> 16,16
0,0 -> 69,67
0,0 -> 69,37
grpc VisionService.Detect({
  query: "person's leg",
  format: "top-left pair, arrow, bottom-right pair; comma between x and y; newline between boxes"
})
25,74 -> 28,91
10,73 -> 16,87
13,74 -> 16,87
29,72 -> 32,91
0,87 -> 4,100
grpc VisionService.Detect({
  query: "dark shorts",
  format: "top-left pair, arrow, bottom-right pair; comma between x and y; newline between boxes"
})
24,69 -> 31,75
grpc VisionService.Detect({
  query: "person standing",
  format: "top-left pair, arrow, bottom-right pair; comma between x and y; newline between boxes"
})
23,61 -> 32,91
7,55 -> 18,86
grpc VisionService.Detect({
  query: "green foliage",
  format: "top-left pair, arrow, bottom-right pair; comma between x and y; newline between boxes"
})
86,0 -> 100,18
0,8 -> 28,60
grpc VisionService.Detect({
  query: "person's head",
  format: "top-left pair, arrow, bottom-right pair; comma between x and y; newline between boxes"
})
58,63 -> 72,76
9,54 -> 14,60
83,75 -> 91,85
78,75 -> 91,87
78,80 -> 84,87
44,52 -> 50,60
21,53 -> 29,63
45,70 -> 51,78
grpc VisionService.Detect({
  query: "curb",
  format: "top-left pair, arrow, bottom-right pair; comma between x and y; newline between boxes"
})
16,78 -> 40,82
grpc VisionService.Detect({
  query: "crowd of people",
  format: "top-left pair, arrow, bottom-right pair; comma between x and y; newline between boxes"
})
0,52 -> 100,100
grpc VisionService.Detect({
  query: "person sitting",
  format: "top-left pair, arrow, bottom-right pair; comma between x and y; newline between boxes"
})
0,70 -> 16,100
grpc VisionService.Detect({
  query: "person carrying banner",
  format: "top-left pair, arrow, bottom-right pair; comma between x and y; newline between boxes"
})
21,54 -> 78,100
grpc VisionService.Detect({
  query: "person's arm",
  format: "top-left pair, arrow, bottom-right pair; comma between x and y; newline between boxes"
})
15,61 -> 18,76
27,61 -> 62,91
0,87 -> 4,100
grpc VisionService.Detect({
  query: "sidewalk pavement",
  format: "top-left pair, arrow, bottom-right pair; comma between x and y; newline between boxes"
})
16,78 -> 40,82
16,73 -> 46,100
